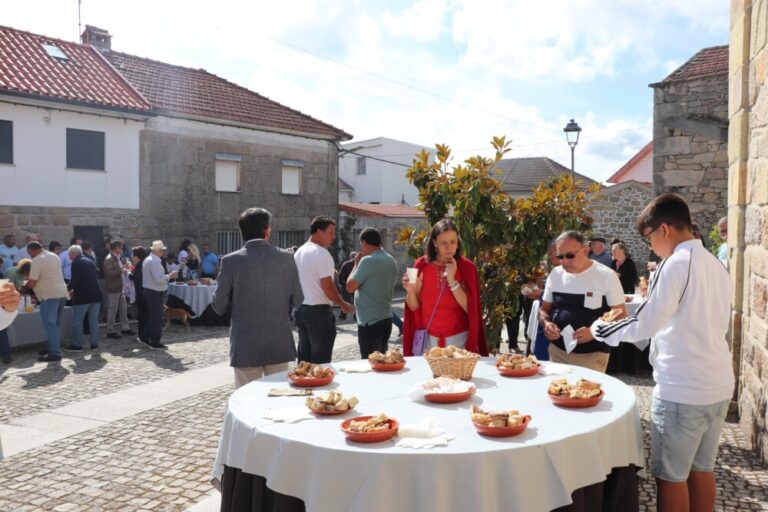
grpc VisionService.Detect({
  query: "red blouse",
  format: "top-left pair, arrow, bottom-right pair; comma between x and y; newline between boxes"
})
418,262 -> 469,339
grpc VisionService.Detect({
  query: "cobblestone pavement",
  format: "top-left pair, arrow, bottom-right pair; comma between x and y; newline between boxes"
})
0,322 -> 766,511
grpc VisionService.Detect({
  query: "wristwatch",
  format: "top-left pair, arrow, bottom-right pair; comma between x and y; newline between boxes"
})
449,281 -> 461,291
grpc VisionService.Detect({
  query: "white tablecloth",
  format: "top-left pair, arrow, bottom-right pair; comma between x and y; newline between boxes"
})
167,283 -> 216,317
213,357 -> 644,512
7,307 -> 73,347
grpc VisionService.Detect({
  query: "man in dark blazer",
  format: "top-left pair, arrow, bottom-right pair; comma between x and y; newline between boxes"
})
66,245 -> 103,351
212,208 -> 304,388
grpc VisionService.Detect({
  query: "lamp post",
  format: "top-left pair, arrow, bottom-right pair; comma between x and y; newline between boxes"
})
563,118 -> 581,178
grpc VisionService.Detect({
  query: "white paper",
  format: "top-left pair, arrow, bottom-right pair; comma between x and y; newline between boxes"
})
263,406 -> 313,424
395,434 -> 454,449
561,325 -> 577,354
538,362 -> 573,375
409,377 -> 475,400
398,417 -> 444,438
337,361 -> 372,373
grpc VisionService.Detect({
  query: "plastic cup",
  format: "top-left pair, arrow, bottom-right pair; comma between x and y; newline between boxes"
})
406,267 -> 418,283
0,279 -> 8,288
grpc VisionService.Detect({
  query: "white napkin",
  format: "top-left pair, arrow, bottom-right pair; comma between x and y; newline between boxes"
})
538,361 -> 573,375
396,417 -> 455,449
263,406 -> 313,423
337,361 -> 372,373
561,324 -> 577,353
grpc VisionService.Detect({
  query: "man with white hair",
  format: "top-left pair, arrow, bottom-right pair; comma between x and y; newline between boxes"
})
66,245 -> 102,351
141,240 -> 178,349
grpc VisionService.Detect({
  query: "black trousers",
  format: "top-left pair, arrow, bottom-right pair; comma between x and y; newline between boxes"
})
505,296 -> 533,351
143,289 -> 165,344
295,305 -> 336,363
357,318 -> 392,359
136,292 -> 149,342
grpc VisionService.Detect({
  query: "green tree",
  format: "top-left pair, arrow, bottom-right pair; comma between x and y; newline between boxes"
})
397,137 -> 598,350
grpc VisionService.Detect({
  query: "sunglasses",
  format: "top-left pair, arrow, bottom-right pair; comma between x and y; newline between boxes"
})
555,252 -> 578,260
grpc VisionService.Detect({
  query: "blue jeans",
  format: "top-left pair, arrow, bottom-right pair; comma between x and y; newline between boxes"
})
40,297 -> 66,357
72,302 -> 101,349
391,311 -> 403,333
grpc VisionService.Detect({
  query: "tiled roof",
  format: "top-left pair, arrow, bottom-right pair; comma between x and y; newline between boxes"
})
607,141 -> 653,184
652,45 -> 728,85
339,202 -> 424,218
105,51 -> 352,140
0,25 -> 150,112
494,157 -> 596,194
338,178 -> 354,191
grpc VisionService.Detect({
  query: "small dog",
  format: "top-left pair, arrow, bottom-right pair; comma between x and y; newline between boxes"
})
164,306 -> 194,332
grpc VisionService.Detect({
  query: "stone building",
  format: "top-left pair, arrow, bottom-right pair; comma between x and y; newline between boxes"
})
589,181 -> 655,272
337,202 -> 427,275
650,45 -> 729,234
729,1 -> 768,464
0,24 -> 351,255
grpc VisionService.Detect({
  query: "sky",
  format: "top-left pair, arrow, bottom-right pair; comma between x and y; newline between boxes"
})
3,0 -> 730,182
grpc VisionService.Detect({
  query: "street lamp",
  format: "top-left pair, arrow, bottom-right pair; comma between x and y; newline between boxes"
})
563,118 -> 581,178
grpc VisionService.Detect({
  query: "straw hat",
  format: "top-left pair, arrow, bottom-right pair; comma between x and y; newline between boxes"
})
150,240 -> 167,252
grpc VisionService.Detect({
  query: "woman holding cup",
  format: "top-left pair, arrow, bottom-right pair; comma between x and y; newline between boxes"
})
402,219 -> 487,356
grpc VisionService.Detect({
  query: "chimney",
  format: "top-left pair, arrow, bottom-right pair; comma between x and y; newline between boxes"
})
81,25 -> 112,51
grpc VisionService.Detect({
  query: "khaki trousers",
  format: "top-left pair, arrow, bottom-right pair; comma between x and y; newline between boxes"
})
234,363 -> 290,388
548,344 -> 610,373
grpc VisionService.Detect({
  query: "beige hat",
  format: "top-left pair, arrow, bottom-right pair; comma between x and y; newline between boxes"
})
150,240 -> 166,251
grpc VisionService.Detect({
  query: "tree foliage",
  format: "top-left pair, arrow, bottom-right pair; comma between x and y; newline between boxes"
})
396,137 -> 599,349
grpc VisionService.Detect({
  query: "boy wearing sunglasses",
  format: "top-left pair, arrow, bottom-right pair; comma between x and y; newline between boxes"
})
538,230 -> 627,372
590,193 -> 733,512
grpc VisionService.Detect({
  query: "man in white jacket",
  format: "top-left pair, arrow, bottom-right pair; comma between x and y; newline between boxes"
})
590,193 -> 733,512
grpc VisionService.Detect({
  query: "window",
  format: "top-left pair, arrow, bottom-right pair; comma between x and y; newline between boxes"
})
282,160 -> 303,195
66,128 -> 105,170
278,230 -> 307,249
216,230 -> 242,256
356,156 -> 366,175
0,120 -> 12,164
215,153 -> 241,192
42,43 -> 68,61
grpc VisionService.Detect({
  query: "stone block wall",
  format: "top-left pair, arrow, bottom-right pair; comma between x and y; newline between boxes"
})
652,74 -> 729,234
590,182 -> 655,275
730,0 -> 768,464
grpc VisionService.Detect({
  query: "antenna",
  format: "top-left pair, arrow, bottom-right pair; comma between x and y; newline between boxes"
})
77,0 -> 82,40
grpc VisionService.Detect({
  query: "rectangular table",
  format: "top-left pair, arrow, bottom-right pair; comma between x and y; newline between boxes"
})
6,307 -> 73,347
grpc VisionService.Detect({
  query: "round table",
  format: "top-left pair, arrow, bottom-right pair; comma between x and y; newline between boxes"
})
213,358 -> 644,512
166,283 -> 216,317
607,295 -> 653,375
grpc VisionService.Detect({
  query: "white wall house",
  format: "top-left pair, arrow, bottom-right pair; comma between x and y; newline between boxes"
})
0,100 -> 145,209
606,141 -> 653,185
339,137 -> 432,205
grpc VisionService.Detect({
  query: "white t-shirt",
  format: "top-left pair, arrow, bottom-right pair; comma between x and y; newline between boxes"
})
543,261 -> 626,308
294,241 -> 335,306
29,250 -> 68,300
0,245 -> 20,273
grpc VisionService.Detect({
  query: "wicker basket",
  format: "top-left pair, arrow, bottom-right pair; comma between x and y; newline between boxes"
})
425,354 -> 480,381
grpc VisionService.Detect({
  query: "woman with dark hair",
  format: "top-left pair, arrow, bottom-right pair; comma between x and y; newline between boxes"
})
610,242 -> 638,294
402,219 -> 487,356
129,246 -> 149,343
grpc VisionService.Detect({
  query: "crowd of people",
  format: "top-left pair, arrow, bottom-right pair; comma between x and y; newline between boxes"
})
0,234 -> 220,362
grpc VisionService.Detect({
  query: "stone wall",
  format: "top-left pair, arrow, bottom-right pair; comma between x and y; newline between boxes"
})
590,182 -> 655,274
652,74 -> 729,234
729,0 -> 768,464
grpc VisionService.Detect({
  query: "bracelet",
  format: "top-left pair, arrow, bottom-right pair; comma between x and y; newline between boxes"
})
449,281 -> 461,291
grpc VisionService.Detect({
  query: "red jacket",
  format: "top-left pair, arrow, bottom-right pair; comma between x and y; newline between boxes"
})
403,255 -> 488,356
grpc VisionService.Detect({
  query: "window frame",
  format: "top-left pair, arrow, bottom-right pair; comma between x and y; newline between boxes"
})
214,153 -> 242,193
356,156 -> 366,176
66,128 -> 105,171
281,159 -> 304,196
0,120 -> 12,165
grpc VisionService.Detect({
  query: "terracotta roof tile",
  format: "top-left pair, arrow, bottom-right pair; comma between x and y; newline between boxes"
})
339,202 -> 424,218
0,25 -> 150,112
105,50 -> 352,140
338,178 -> 354,191
653,45 -> 728,85
494,157 -> 596,193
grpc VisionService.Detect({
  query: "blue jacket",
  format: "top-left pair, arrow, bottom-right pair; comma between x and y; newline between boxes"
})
69,255 -> 102,305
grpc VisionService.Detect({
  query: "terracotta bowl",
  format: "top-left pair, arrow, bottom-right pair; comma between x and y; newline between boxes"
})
424,386 -> 476,404
473,415 -> 532,437
287,370 -> 335,388
341,417 -> 399,443
548,390 -> 605,408
370,360 -> 406,372
310,407 -> 354,416
497,365 -> 540,377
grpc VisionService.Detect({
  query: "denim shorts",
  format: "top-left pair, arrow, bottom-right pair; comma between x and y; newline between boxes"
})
650,396 -> 729,482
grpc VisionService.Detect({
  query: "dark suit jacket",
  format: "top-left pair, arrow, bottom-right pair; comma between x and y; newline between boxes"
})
212,239 -> 303,368
69,256 -> 102,305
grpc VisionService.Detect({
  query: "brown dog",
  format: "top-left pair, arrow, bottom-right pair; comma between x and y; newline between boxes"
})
164,306 -> 193,332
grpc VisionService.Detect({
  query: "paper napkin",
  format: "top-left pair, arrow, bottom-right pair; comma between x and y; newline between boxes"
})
538,362 -> 573,375
561,324 -> 577,353
396,417 -> 455,449
337,361 -> 373,373
263,406 -> 313,423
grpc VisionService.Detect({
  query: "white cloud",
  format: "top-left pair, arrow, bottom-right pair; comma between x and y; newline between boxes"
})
380,0 -> 451,42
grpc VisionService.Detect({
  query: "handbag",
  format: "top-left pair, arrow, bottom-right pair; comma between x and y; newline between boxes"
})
412,282 -> 447,356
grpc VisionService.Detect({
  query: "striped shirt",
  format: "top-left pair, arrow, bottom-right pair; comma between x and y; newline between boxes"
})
591,239 -> 734,405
